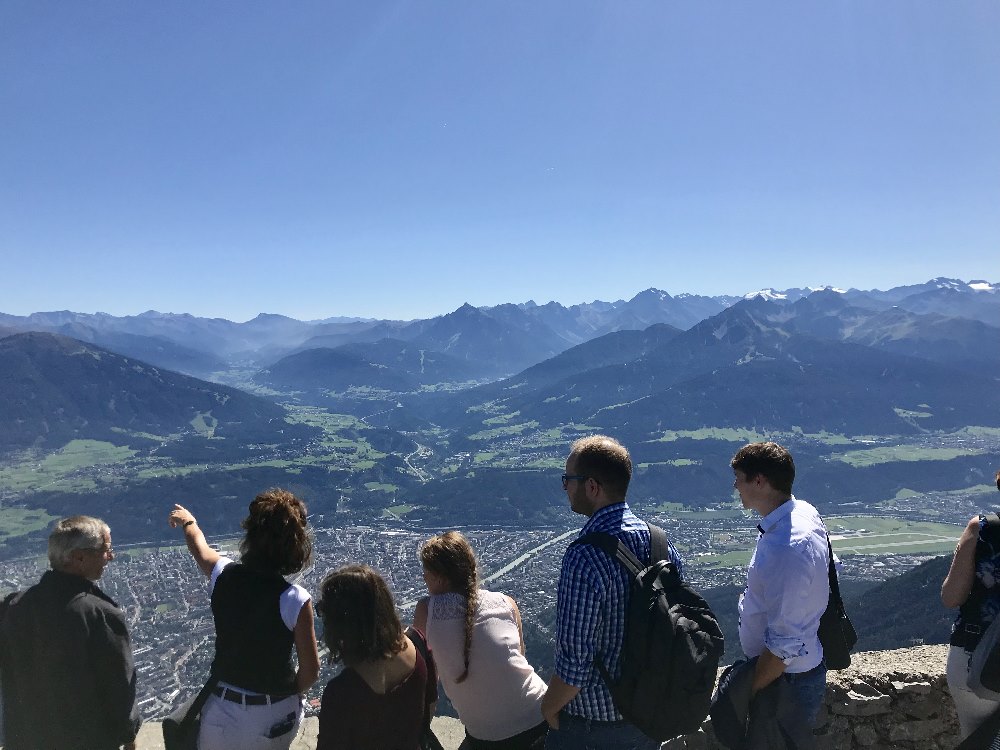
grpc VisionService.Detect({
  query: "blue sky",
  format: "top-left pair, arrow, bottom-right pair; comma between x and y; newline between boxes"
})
2,1 -> 997,321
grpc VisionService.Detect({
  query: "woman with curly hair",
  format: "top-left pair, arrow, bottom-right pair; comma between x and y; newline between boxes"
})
168,489 -> 319,750
416,531 -> 547,749
315,564 -> 438,750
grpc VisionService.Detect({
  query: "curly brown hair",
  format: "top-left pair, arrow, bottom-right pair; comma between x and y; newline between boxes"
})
316,565 -> 405,666
239,488 -> 313,575
420,531 -> 479,683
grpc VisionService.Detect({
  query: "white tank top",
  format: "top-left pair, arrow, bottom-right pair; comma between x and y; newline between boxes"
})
425,590 -> 546,740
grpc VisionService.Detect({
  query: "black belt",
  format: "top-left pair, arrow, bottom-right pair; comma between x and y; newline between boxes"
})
558,711 -> 628,728
953,622 -> 984,650
213,686 -> 293,706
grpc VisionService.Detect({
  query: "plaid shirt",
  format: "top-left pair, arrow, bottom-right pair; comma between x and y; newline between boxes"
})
553,502 -> 685,721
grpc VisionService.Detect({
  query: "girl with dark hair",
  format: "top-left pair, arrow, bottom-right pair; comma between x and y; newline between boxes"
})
168,489 -> 319,750
942,469 -> 1000,744
416,532 -> 548,750
315,565 -> 438,750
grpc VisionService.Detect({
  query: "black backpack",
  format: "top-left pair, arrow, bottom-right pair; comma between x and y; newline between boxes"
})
572,524 -> 725,742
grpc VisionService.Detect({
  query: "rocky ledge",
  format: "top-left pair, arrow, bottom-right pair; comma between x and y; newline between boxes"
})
136,645 -> 956,750
665,644 -> 956,750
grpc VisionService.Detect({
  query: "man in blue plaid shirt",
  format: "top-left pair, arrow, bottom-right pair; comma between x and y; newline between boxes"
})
541,435 -> 684,749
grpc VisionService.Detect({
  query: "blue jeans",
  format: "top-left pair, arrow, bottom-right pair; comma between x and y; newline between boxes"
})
748,662 -> 827,749
544,711 -> 660,750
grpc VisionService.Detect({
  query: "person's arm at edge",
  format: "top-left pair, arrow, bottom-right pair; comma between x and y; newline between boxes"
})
413,597 -> 428,634
750,647 -> 787,696
505,595 -> 527,655
168,504 -> 220,578
293,601 -> 320,693
541,674 -> 580,729
409,602 -> 437,717
942,515 -> 981,608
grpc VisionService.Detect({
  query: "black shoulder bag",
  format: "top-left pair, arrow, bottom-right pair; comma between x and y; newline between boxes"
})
162,675 -> 220,750
817,535 -> 857,670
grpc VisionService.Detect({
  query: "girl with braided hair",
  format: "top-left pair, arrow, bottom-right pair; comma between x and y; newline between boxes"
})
415,531 -> 548,750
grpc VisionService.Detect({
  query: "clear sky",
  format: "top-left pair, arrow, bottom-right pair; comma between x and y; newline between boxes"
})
2,1 -> 997,322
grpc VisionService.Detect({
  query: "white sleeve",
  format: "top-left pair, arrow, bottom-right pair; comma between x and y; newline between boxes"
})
208,557 -> 235,595
279,584 -> 311,631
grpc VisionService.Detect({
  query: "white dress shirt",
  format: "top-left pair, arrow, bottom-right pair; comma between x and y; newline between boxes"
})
738,496 -> 830,673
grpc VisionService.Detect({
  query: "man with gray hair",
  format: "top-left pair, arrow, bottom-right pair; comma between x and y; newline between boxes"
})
0,516 -> 140,750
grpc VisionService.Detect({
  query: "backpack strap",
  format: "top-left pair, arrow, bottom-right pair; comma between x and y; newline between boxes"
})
573,532 -> 645,577
572,522 -> 671,575
648,523 -> 670,565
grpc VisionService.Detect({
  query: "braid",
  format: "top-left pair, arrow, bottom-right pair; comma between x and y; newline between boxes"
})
457,563 -> 478,683
420,531 -> 479,684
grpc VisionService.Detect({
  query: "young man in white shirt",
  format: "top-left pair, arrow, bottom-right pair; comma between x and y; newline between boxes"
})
732,442 -> 829,749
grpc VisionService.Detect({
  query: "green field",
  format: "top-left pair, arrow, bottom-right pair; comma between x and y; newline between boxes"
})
0,440 -> 136,494
0,508 -> 59,541
364,482 -> 398,493
469,422 -> 540,441
832,446 -> 986,467
697,549 -> 755,568
381,504 -> 415,519
695,515 -> 962,568
651,427 -> 767,443
189,411 -> 218,438
826,516 -> 960,555
638,459 -> 699,468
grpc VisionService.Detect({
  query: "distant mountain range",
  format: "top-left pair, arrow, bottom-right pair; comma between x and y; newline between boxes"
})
1,277 -> 999,543
2,278 -> 996,386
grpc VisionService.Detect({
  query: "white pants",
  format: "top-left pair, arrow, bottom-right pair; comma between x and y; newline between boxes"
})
198,689 -> 303,750
947,644 -> 1000,740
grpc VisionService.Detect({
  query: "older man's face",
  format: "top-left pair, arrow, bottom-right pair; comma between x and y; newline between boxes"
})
80,530 -> 114,581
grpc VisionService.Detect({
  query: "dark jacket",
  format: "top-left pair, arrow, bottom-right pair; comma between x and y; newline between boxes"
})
0,569 -> 140,750
709,657 -> 787,750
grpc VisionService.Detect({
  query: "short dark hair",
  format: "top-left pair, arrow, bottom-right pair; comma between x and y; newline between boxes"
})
316,565 -> 405,666
239,488 -> 313,575
570,435 -> 632,501
730,442 -> 795,496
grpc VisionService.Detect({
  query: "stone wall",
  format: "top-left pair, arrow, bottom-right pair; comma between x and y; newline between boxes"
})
136,645 -> 958,750
135,715 -> 466,749
665,644 -> 958,750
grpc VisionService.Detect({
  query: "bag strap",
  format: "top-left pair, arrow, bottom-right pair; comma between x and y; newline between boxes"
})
405,627 -> 438,738
825,535 -> 844,604
573,531 -> 644,576
181,674 -> 220,732
571,522 -> 671,577
648,523 -> 671,565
